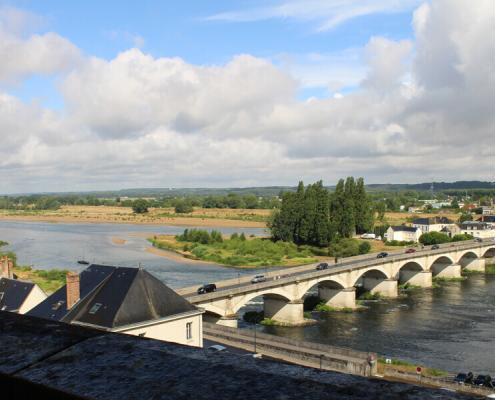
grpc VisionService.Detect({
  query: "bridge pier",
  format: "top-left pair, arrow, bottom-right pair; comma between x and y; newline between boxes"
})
217,315 -> 239,328
363,278 -> 398,298
400,271 -> 432,288
463,258 -> 485,272
264,298 -> 306,325
433,263 -> 461,278
318,287 -> 356,309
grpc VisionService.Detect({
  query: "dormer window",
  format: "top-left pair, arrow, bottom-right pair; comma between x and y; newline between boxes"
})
89,303 -> 102,314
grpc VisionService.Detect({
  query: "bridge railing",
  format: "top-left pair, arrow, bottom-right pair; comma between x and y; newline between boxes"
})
186,241 -> 495,302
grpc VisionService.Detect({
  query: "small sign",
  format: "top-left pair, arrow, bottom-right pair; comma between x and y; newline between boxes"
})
416,366 -> 422,374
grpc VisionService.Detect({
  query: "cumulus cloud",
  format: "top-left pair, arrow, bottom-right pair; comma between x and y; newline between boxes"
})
2,1 -> 495,193
0,7 -> 81,83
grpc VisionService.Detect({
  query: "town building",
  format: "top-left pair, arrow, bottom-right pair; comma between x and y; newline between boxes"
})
458,221 -> 495,239
440,225 -> 461,238
481,206 -> 494,216
28,264 -> 204,347
0,256 -> 47,314
385,226 -> 422,243
478,215 -> 495,224
0,278 -> 47,313
412,217 -> 455,234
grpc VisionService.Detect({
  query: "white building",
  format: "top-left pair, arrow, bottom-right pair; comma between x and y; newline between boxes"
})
459,221 -> 495,239
28,265 -> 204,348
0,256 -> 47,314
412,217 -> 455,234
385,226 -> 422,243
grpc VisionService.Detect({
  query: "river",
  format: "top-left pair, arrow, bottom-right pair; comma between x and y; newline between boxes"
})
1,220 -> 494,376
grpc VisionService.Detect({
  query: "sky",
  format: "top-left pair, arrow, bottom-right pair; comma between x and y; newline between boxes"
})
1,0 -> 495,194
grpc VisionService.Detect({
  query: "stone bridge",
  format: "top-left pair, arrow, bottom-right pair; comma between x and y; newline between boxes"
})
184,241 -> 495,327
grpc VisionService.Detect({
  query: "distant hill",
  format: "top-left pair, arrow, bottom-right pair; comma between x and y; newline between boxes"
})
5,181 -> 495,197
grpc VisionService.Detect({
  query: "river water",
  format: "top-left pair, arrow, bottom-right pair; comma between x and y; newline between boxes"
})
1,221 -> 494,376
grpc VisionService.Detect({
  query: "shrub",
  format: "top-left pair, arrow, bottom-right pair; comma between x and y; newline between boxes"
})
174,201 -> 193,214
419,232 -> 451,245
358,241 -> 371,254
132,199 -> 149,214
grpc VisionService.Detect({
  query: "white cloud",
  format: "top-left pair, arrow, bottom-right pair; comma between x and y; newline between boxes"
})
0,7 -> 81,83
206,0 -> 422,31
2,1 -> 495,193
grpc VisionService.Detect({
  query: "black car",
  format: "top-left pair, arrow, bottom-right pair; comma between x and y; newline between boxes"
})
474,237 -> 483,243
316,262 -> 329,271
453,373 -> 467,384
431,244 -> 440,250
197,283 -> 217,294
376,252 -> 388,259
473,374 -> 486,386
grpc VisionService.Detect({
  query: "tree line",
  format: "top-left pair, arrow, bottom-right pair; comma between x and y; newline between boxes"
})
270,178 -> 374,247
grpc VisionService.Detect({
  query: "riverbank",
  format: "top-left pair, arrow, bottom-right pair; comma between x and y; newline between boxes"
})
0,205 -> 268,228
149,233 -> 320,268
13,266 -> 67,294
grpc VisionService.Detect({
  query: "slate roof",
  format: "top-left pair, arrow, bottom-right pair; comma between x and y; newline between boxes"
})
412,217 -> 453,225
479,215 -> 495,223
0,278 -> 35,312
27,264 -> 115,321
389,226 -> 419,232
28,264 -> 198,330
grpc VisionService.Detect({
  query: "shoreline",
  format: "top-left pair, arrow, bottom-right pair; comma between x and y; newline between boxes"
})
0,215 -> 267,228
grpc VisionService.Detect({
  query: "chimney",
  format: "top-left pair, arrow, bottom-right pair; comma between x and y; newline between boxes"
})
1,256 -> 13,279
66,271 -> 80,310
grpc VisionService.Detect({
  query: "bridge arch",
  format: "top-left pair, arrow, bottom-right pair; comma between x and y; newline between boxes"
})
354,268 -> 397,298
483,247 -> 495,259
397,261 -> 425,285
429,255 -> 459,278
231,289 -> 293,315
352,267 -> 390,287
457,251 -> 479,269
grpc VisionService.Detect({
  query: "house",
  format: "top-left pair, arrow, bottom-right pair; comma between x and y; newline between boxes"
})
0,278 -> 47,313
28,264 -> 204,347
385,226 -> 422,243
478,215 -> 495,224
408,207 -> 422,213
412,217 -> 455,234
0,256 -> 47,314
440,224 -> 461,238
459,221 -> 495,239
481,206 -> 494,216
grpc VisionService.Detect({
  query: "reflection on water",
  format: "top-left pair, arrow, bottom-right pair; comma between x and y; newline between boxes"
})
261,275 -> 495,375
0,221 -> 266,288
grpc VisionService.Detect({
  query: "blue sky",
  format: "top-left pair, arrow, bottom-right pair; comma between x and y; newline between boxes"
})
8,0 -> 417,107
2,1 -> 494,193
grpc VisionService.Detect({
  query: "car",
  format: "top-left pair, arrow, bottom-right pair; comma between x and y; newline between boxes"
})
405,248 -> 416,254
251,275 -> 266,284
431,244 -> 440,250
197,283 -> 217,294
376,252 -> 388,259
474,374 -> 486,386
474,237 -> 483,243
316,262 -> 329,271
453,373 -> 467,384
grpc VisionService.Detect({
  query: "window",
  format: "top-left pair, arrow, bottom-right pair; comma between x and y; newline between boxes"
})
0,292 -> 4,301
51,300 -> 65,310
186,322 -> 193,340
88,303 -> 102,314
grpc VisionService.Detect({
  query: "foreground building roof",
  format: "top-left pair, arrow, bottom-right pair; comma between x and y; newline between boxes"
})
0,278 -> 37,312
28,264 -> 198,330
0,311 -> 477,400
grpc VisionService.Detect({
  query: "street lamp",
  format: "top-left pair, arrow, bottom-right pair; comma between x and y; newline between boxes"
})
254,323 -> 257,353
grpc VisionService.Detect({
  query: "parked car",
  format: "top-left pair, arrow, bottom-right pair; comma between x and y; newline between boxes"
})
474,237 -> 483,243
316,262 -> 329,271
474,375 -> 487,386
431,244 -> 440,250
377,252 -> 388,259
251,275 -> 266,284
197,283 -> 217,294
405,248 -> 416,254
453,373 -> 467,384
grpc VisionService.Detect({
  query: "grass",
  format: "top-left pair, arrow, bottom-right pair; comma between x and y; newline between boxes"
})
432,276 -> 466,283
260,318 -> 277,326
358,291 -> 382,300
149,234 -> 319,268
377,358 -> 448,378
486,264 -> 495,274
14,265 -> 67,294
314,302 -> 354,313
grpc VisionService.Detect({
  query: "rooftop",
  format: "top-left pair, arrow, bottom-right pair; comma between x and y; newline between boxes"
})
412,217 -> 453,225
389,226 -> 419,232
28,264 -> 198,330
0,278 -> 36,312
0,311 -> 475,400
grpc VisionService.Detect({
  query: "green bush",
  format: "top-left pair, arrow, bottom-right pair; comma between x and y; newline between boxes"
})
385,240 -> 416,246
358,241 -> 371,254
419,232 -> 451,245
451,234 -> 473,242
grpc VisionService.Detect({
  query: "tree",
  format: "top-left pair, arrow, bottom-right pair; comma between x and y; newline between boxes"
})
132,199 -> 149,214
419,232 -> 451,245
175,200 -> 193,213
354,177 -> 374,234
341,177 -> 356,238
